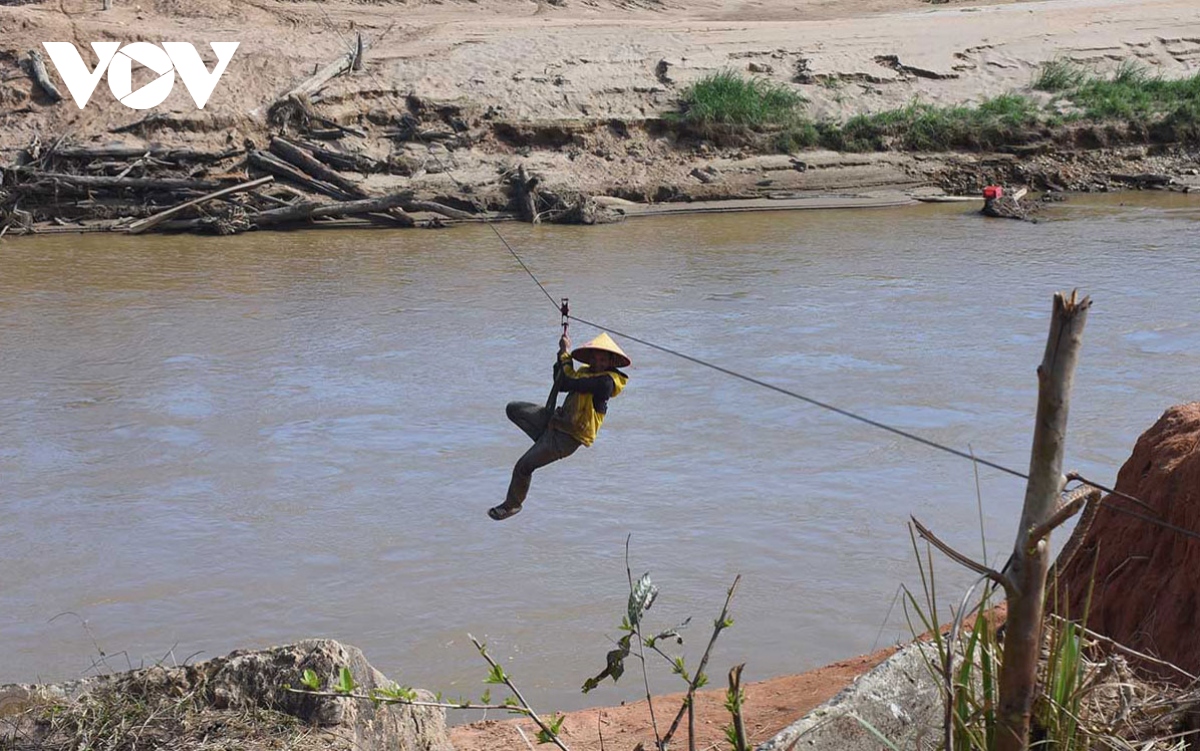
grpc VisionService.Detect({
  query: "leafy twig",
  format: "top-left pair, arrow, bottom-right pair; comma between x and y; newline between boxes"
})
470,634 -> 571,751
661,574 -> 741,748
625,534 -> 663,749
285,687 -> 527,712
725,663 -> 748,751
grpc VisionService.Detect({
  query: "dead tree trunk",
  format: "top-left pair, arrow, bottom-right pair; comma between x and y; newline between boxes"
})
125,176 -> 273,235
400,200 -> 477,220
18,171 -> 225,192
996,290 -> 1091,751
52,145 -> 240,162
26,50 -> 63,103
248,150 -> 354,200
276,36 -> 372,106
156,191 -> 413,232
295,140 -> 380,173
283,53 -> 353,101
249,191 -> 413,227
515,164 -> 539,224
269,137 -> 368,197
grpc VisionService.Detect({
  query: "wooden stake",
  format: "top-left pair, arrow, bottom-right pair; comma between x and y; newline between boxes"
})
996,290 -> 1091,751
311,116 -> 367,139
295,139 -> 380,173
52,145 -> 241,162
286,52 -> 352,99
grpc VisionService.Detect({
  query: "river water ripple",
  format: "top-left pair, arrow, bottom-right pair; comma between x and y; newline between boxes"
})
1,194 -> 1197,712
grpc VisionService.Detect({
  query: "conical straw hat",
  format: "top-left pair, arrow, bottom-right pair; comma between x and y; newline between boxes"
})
572,332 -> 631,368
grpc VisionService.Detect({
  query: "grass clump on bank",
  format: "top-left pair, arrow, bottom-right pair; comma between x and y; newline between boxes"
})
1033,59 -> 1200,141
673,61 -> 1200,155
1033,58 -> 1088,92
893,523 -> 1198,751
674,70 -> 806,134
805,94 -> 1044,152
1072,62 -> 1200,120
1034,59 -> 1200,120
12,677 -> 309,751
671,71 -> 1045,153
1036,60 -> 1195,133
788,62 -> 1200,152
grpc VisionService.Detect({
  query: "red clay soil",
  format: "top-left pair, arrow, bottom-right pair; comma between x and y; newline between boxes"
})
449,647 -> 898,751
1055,402 -> 1200,683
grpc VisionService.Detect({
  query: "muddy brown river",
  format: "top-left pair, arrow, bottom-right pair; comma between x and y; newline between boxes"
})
2,194 -> 1197,713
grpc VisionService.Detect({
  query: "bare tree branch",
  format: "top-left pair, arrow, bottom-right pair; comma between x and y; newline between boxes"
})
1028,485 -> 1100,544
911,517 -> 1011,591
997,290 -> 1091,751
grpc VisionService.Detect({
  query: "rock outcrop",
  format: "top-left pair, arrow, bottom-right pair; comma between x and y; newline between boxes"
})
1054,403 -> 1200,682
981,193 -> 1038,221
0,639 -> 452,751
757,640 -> 942,751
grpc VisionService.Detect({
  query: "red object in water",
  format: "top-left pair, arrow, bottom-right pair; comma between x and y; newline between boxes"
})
983,185 -> 1004,200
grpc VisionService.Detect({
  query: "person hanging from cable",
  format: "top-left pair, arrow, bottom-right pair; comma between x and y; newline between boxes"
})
489,302 -> 631,521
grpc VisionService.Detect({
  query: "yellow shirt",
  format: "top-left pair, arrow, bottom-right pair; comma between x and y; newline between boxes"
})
550,351 -> 628,446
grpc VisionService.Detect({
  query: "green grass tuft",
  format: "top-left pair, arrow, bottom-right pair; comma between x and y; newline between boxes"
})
676,70 -> 806,130
804,95 -> 1043,153
1030,58 -> 1200,126
675,59 -> 1200,155
771,122 -> 821,152
1112,59 -> 1152,86
1033,59 -> 1087,92
1071,64 -> 1200,121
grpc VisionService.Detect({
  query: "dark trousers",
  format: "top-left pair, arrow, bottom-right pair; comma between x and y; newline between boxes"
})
504,401 -> 581,508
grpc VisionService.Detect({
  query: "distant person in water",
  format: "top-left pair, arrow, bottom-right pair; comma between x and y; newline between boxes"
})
488,331 -> 631,521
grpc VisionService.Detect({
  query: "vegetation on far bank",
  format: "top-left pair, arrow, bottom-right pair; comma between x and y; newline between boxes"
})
674,61 -> 1200,153
671,70 -> 806,133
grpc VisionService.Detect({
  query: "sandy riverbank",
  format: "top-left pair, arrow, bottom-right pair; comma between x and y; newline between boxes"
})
2,0 -> 1199,234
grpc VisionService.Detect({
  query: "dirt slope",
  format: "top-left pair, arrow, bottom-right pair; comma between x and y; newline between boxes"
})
449,647 -> 898,751
3,0 -> 1198,155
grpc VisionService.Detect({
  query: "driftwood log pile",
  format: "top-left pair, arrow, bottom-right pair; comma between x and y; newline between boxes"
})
0,135 -> 496,236
0,133 -> 618,236
0,45 -> 620,237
